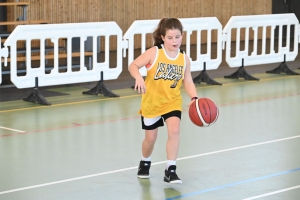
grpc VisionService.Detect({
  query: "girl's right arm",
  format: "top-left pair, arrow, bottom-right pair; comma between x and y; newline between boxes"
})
128,47 -> 156,94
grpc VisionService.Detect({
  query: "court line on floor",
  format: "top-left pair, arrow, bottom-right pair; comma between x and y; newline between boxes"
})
0,116 -> 140,138
0,134 -> 299,195
241,185 -> 300,200
0,74 -> 298,113
0,126 -> 25,133
1,91 -> 299,138
166,168 -> 300,200
174,135 -> 300,162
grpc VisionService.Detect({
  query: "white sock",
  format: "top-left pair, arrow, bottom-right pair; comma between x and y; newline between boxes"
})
166,160 -> 176,169
142,156 -> 151,162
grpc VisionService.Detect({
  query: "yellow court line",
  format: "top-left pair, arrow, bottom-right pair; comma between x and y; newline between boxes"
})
0,74 -> 299,113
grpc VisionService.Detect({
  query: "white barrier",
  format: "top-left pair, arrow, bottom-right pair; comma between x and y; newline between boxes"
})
1,14 -> 300,93
0,39 -> 8,84
123,17 -> 223,76
180,18 -> 223,72
123,19 -> 159,76
223,13 -> 300,68
3,22 -> 123,89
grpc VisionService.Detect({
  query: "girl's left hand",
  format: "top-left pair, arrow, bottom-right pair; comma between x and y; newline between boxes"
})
187,99 -> 196,107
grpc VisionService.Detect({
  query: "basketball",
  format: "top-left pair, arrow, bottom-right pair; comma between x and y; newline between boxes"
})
189,98 -> 219,127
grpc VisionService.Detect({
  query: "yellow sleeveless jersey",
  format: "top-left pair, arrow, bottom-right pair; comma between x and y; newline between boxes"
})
139,44 -> 186,118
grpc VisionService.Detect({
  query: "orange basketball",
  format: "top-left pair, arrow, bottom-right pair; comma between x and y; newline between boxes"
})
189,98 -> 219,127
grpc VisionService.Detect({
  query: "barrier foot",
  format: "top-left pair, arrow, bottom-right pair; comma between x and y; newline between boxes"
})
82,72 -> 119,97
23,88 -> 51,106
224,66 -> 259,80
82,81 -> 120,97
266,61 -> 299,75
224,59 -> 259,81
193,62 -> 222,85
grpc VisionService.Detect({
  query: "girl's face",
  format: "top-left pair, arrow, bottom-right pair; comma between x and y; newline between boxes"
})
161,29 -> 183,51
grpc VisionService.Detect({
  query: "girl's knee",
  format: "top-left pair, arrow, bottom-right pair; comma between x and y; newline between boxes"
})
168,127 -> 180,138
145,135 -> 157,144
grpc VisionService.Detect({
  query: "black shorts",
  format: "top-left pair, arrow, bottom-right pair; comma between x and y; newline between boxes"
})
141,110 -> 181,130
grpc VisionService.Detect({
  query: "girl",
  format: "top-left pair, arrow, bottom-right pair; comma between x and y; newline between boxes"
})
128,18 -> 198,184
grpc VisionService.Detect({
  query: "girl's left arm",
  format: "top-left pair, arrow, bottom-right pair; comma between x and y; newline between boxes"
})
183,55 -> 198,106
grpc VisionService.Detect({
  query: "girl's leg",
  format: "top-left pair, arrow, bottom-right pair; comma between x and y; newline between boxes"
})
165,116 -> 181,161
142,128 -> 158,158
138,128 -> 158,179
164,116 -> 182,183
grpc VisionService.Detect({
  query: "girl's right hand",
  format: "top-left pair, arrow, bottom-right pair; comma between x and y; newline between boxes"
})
134,76 -> 146,94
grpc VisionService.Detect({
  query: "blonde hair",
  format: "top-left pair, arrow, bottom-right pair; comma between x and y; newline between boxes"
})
153,18 -> 183,46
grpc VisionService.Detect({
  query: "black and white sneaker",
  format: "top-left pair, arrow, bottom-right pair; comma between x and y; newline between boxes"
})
137,160 -> 151,178
164,165 -> 182,184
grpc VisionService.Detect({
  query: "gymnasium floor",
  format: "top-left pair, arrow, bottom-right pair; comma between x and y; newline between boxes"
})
0,60 -> 300,199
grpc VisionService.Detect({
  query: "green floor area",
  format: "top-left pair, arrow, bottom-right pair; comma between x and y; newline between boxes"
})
0,70 -> 299,199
